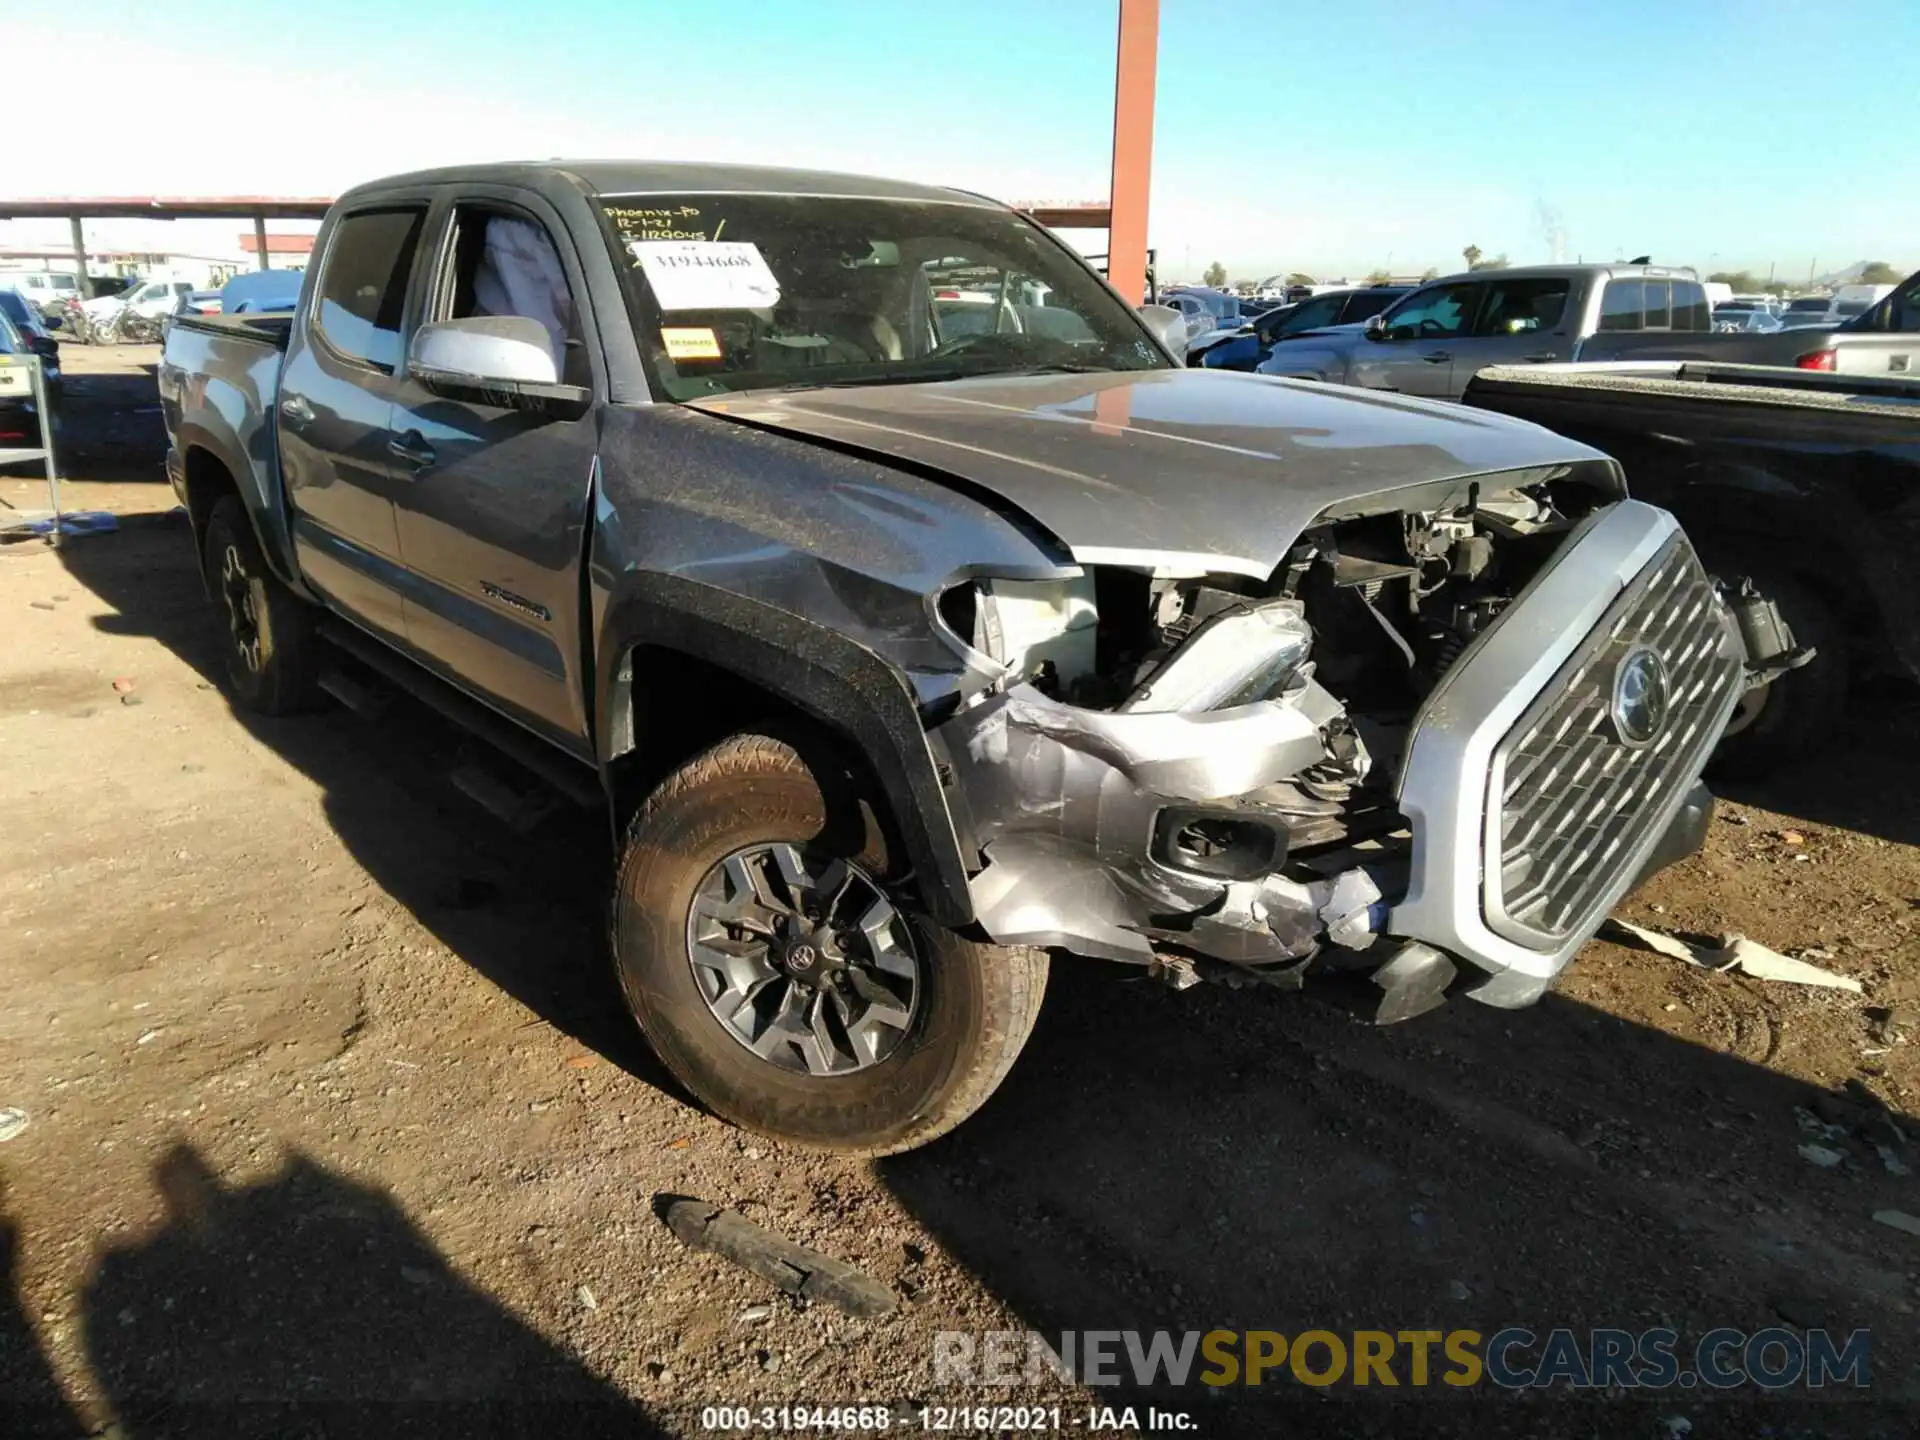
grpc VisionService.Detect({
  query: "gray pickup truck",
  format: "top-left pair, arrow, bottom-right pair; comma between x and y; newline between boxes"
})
158,160 -> 1741,1154
1258,262 -> 1917,398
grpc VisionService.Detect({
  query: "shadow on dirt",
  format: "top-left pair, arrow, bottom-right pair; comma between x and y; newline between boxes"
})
58,515 -> 664,1093
1713,677 -> 1920,849
50,352 -> 170,485
2,1148 -> 652,1438
875,964 -> 1918,1434
51,505 -> 1920,1436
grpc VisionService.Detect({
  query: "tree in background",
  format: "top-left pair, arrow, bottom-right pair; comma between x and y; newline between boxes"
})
1462,245 -> 1508,271
1286,272 -> 1315,287
1365,268 -> 1392,285
1462,244 -> 1482,270
1858,261 -> 1901,285
1708,270 -> 1763,294
1420,267 -> 1439,282
1202,261 -> 1228,288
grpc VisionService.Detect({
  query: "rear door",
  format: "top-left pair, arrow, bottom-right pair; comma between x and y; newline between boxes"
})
278,202 -> 431,641
385,188 -> 602,751
1437,275 -> 1575,397
1347,281 -> 1484,395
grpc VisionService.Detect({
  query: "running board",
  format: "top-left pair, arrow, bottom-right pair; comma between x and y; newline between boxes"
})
315,618 -> 603,810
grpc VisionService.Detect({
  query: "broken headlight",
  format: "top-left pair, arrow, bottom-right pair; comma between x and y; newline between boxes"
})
1121,599 -> 1313,713
938,574 -> 1099,694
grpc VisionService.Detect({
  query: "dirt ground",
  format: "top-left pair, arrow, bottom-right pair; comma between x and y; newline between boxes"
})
3,347 -> 1919,1438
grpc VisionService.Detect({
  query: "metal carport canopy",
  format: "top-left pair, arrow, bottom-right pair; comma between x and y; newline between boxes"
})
0,196 -> 334,287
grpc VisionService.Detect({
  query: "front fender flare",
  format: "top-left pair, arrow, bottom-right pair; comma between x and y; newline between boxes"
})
596,572 -> 974,929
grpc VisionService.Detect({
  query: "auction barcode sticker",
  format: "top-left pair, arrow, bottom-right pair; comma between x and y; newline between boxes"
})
631,240 -> 782,311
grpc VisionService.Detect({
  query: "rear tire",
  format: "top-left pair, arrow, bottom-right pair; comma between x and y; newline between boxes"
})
611,732 -> 1048,1155
1707,562 -> 1848,780
202,496 -> 320,715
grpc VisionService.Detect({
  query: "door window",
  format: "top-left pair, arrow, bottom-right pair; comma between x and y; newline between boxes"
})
436,205 -> 585,384
1265,291 -> 1344,339
314,208 -> 426,371
1475,278 -> 1570,336
1381,283 -> 1481,340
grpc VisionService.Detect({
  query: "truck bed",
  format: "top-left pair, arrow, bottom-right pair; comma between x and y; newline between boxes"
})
1466,360 -> 1920,440
167,311 -> 294,350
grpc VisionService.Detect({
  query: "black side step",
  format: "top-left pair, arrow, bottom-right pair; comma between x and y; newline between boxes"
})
315,618 -> 604,810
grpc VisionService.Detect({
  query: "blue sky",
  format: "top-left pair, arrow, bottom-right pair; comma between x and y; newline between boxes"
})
6,0 -> 1915,282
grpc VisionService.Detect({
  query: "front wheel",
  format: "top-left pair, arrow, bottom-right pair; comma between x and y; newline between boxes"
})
611,732 -> 1048,1155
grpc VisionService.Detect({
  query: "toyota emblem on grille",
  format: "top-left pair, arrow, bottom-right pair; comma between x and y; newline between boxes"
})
1611,646 -> 1670,746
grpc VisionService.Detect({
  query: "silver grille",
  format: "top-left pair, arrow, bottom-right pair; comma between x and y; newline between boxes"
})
1485,534 -> 1743,946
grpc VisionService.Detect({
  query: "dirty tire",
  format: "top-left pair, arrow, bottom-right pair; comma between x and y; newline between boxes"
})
611,732 -> 1048,1155
202,496 -> 320,715
1707,563 -> 1848,781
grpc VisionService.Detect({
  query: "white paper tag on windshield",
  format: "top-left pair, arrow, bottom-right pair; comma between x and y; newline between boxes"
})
630,240 -> 782,311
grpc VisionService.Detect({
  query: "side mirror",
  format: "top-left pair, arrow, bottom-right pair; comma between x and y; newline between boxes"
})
408,316 -> 589,416
1138,303 -> 1189,362
1363,313 -> 1387,340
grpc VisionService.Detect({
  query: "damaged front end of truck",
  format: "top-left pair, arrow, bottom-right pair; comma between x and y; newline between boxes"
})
929,474 -> 1747,1021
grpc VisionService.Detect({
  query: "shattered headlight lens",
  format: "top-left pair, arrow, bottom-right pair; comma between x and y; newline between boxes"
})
940,575 -> 1099,688
1122,600 -> 1312,713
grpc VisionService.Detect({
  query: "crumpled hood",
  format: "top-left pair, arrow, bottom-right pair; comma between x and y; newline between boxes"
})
689,367 -> 1612,578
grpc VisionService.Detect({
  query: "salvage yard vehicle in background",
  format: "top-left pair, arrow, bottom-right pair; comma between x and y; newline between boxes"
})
1258,263 -> 1918,395
1463,360 -> 1920,776
161,160 -> 1743,1154
0,288 -> 62,399
1193,285 -> 1410,371
1256,263 -> 1719,397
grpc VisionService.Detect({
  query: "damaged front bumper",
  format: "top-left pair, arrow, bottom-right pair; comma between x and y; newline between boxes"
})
934,500 -> 1745,1017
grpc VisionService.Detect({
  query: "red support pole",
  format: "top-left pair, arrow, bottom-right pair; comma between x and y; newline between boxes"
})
1107,0 -> 1159,307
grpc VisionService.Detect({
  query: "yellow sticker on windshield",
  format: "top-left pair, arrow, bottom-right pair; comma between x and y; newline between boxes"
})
662,326 -> 722,361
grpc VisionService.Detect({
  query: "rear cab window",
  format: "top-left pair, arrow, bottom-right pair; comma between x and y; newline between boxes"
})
313,208 -> 427,371
1597,274 -> 1710,333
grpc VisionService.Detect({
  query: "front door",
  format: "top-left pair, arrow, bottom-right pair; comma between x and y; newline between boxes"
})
278,204 -> 430,641
1435,275 -> 1574,397
1347,281 -> 1484,396
386,195 -> 600,751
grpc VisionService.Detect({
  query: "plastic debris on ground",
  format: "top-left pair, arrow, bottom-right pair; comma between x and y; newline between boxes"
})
0,1108 -> 27,1143
0,511 -> 121,540
1602,920 -> 1863,993
660,1195 -> 897,1319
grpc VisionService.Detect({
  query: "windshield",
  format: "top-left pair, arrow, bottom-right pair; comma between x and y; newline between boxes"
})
598,193 -> 1169,399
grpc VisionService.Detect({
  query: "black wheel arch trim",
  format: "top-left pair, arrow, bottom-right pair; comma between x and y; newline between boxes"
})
172,419 -> 312,599
596,571 -> 975,929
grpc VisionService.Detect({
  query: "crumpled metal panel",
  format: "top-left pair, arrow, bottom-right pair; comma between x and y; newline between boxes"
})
937,678 -> 1380,967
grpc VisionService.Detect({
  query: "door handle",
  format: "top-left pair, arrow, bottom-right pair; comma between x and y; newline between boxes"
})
1522,351 -> 1558,363
278,394 -> 314,428
1421,351 -> 1452,363
387,430 -> 437,468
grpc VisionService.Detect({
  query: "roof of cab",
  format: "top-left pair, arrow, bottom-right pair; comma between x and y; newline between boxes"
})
341,160 -> 1001,210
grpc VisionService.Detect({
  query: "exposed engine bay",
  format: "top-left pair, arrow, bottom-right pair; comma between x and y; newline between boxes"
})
931,471 -> 1610,1003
